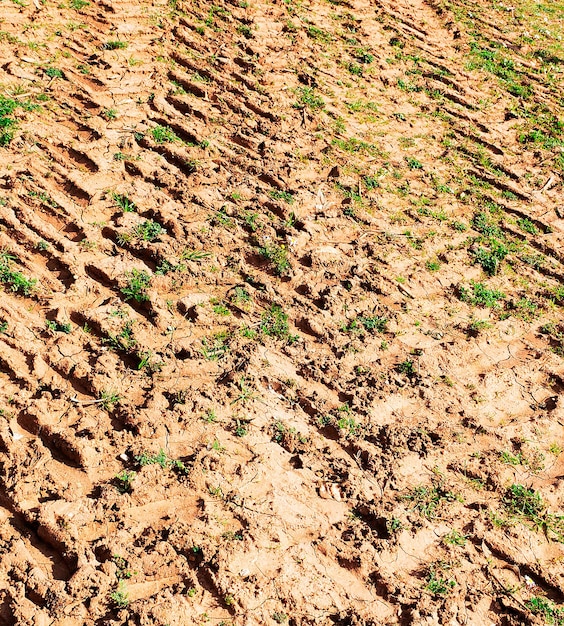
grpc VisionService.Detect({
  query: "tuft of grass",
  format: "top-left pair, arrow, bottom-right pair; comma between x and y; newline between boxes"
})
104,320 -> 136,352
46,320 -> 72,334
426,569 -> 456,596
459,281 -> 505,308
269,189 -> 294,204
112,192 -> 137,212
103,40 -> 128,50
443,530 -> 466,547
114,470 -> 135,494
526,596 -> 564,625
258,242 -> 290,275
332,136 -> 384,157
0,252 -> 37,295
293,86 -> 324,111
260,303 -> 297,343
342,315 -> 387,335
110,582 -> 129,608
151,124 -> 180,144
503,484 -> 564,542
402,483 -> 461,519
45,67 -> 64,79
133,220 -> 165,242
0,96 -> 21,146
100,390 -> 120,410
135,449 -> 169,469
181,249 -> 211,262
121,269 -> 152,303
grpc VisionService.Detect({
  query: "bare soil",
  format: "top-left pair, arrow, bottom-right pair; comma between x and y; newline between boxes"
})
0,0 -> 564,623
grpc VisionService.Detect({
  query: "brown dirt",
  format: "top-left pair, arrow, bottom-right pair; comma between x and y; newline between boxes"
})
0,0 -> 564,623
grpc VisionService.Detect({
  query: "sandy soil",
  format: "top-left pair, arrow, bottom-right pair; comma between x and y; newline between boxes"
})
0,0 -> 564,623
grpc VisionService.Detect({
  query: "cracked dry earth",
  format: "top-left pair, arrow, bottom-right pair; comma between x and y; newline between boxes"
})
1,0 -> 564,623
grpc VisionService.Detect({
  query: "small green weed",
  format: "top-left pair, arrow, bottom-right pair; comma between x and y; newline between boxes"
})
0,252 -> 37,295
459,281 -> 505,308
517,217 -> 539,235
133,220 -> 165,242
99,391 -> 120,410
105,321 -> 136,352
540,322 -> 564,356
102,108 -> 118,120
45,67 -> 64,79
406,156 -> 423,170
151,124 -> 180,143
426,569 -> 456,596
121,269 -> 151,303
104,40 -> 128,50
112,192 -> 137,212
260,303 -> 297,342
396,359 -> 415,376
46,320 -> 72,333
471,212 -> 504,238
114,470 -> 136,494
472,239 -> 509,276
135,449 -> 169,469
181,249 -> 211,262
269,189 -> 294,204
342,315 -> 387,334
443,530 -> 466,546
293,86 -> 324,111
112,555 -> 135,580
212,302 -> 230,316
237,24 -> 253,38
258,242 -> 290,275
201,331 -> 230,360
503,484 -> 564,542
231,286 -> 251,307
69,0 -> 89,9
503,484 -> 544,517
526,596 -> 564,625
233,417 -> 250,437
306,25 -> 332,43
355,47 -> 374,64
110,582 -> 129,608
402,483 -> 460,519
500,451 -> 526,466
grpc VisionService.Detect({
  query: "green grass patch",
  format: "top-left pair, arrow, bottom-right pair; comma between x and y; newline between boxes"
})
459,281 -> 505,308
121,269 -> 151,303
0,252 -> 37,295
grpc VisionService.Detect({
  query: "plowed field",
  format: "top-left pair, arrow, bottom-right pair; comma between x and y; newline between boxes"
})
1,0 -> 564,623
